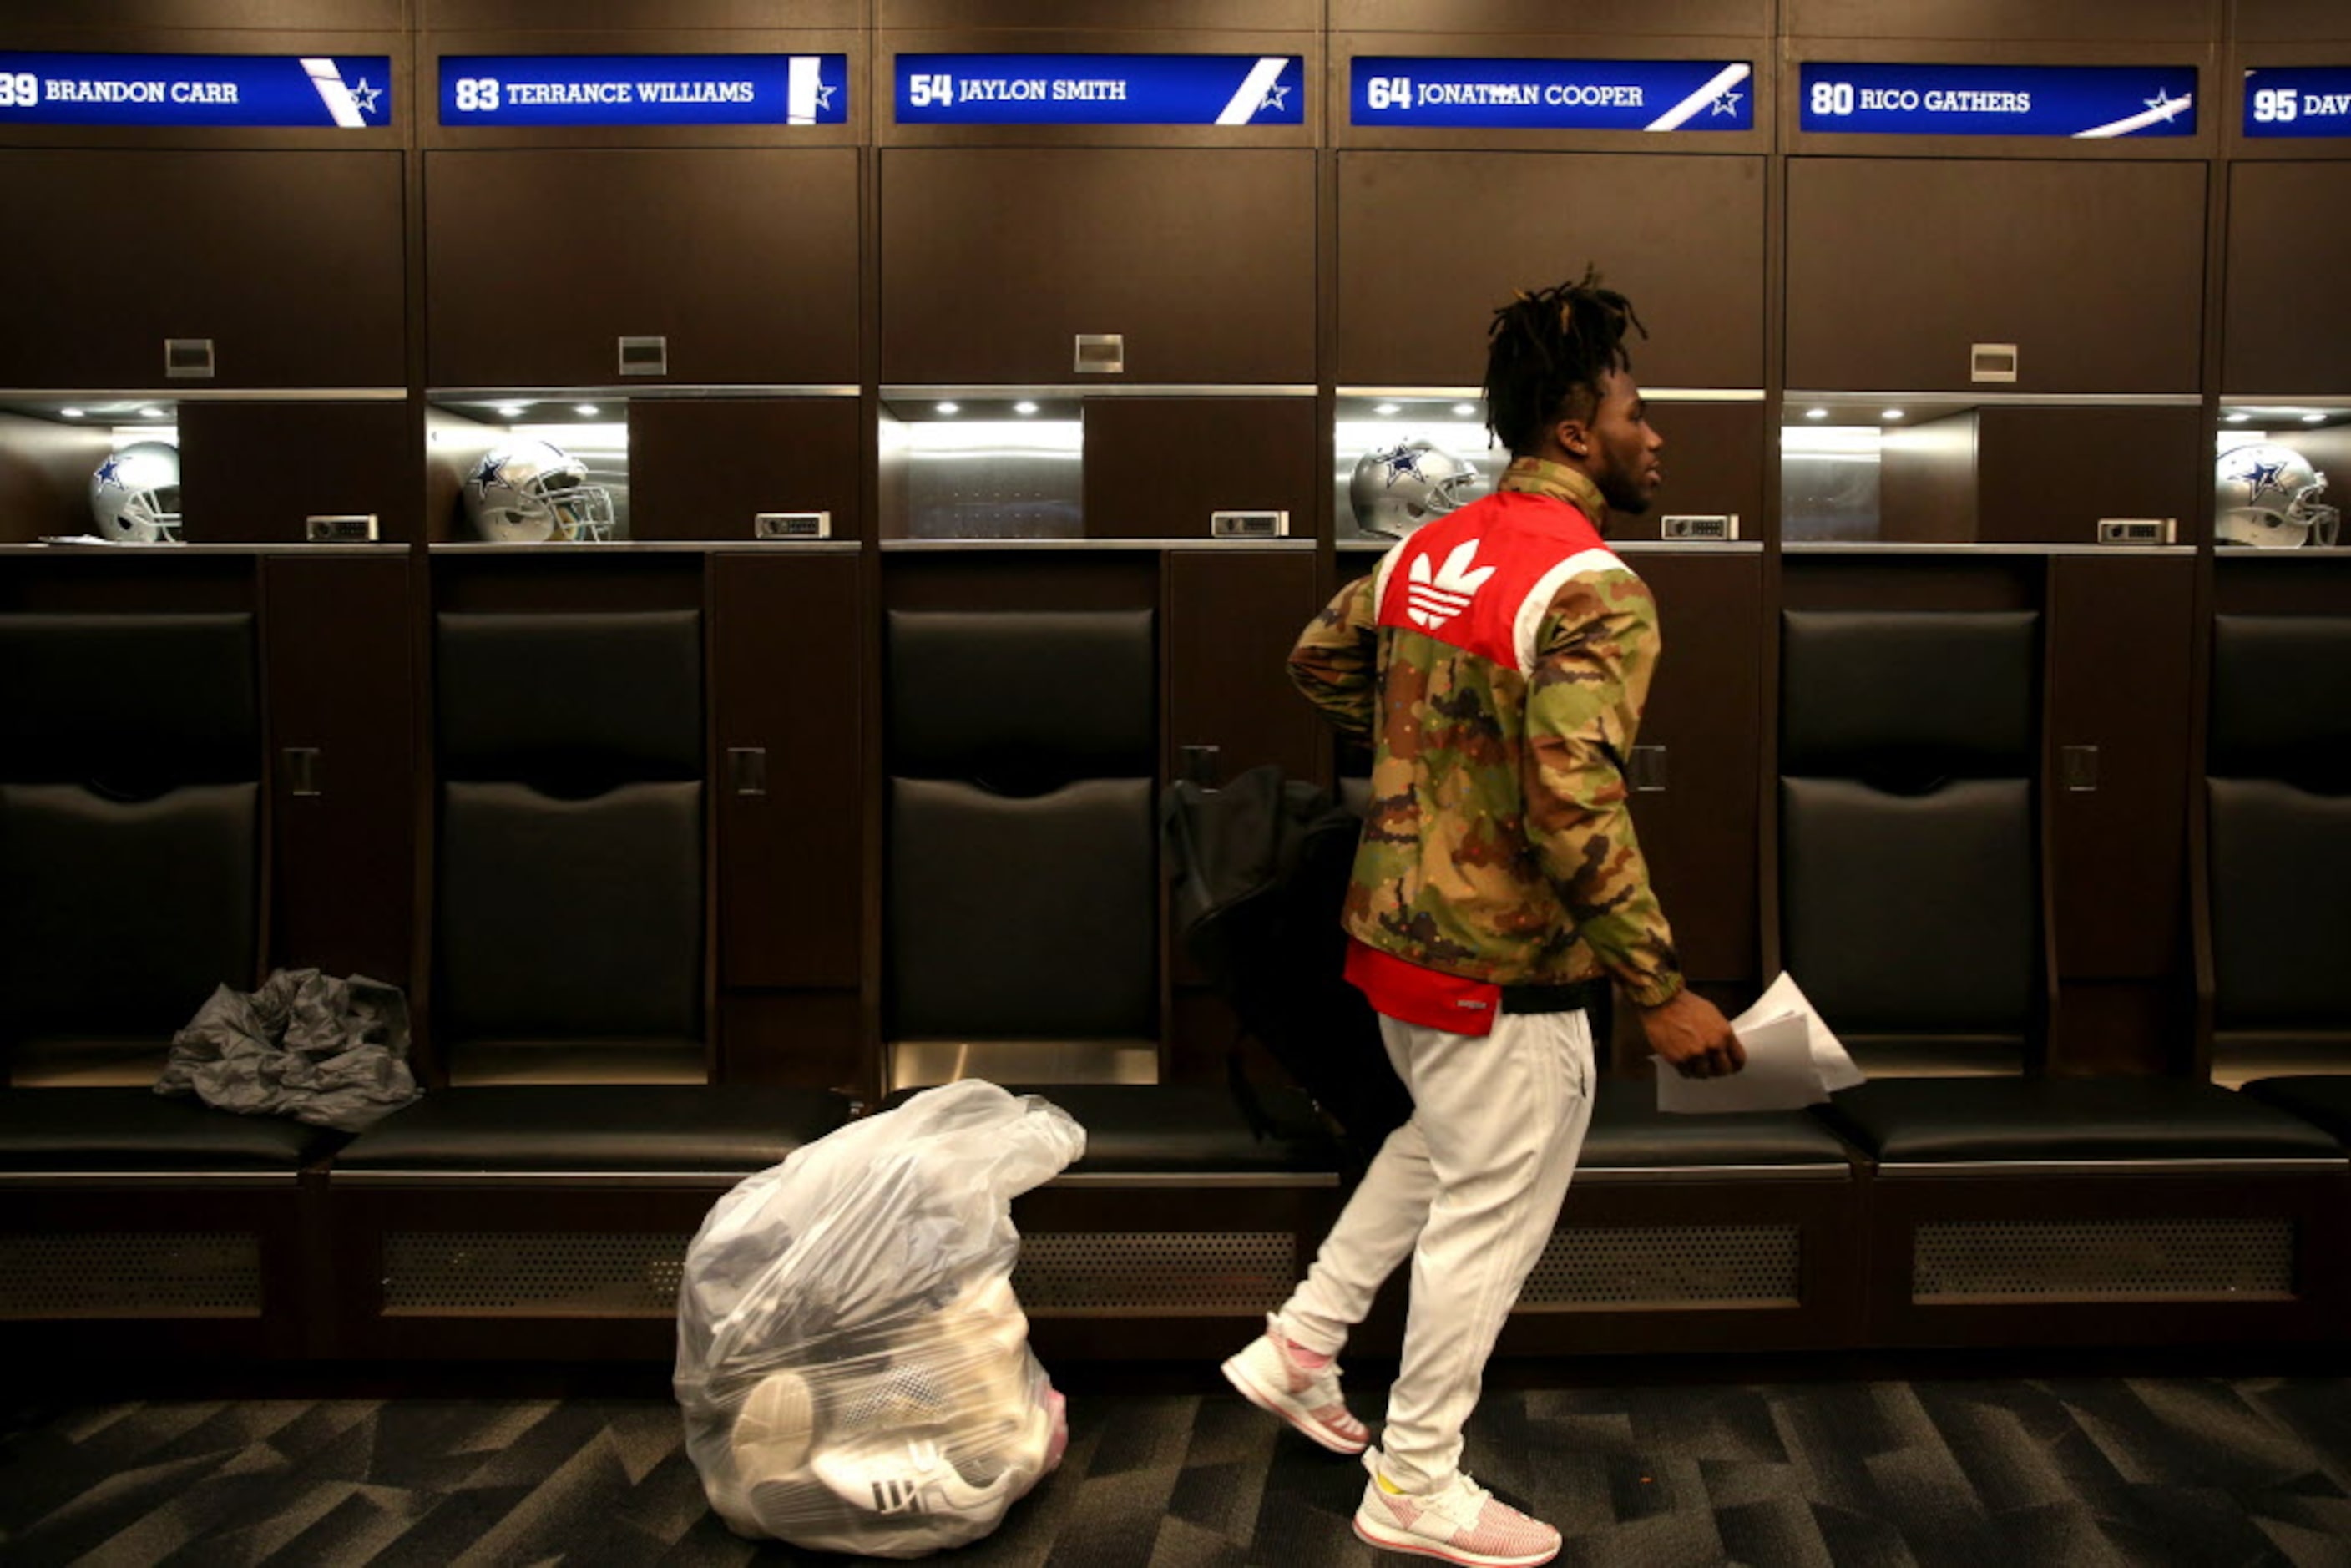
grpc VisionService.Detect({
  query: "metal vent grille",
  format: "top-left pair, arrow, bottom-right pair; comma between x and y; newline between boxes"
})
1521,1226 -> 1800,1308
1914,1219 -> 2295,1302
1013,1232 -> 1295,1312
383,1232 -> 687,1316
0,1232 -> 263,1318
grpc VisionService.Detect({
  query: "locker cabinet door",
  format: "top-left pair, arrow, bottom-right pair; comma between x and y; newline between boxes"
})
881,148 -> 1317,386
2226,163 -> 2351,397
1337,153 -> 1767,391
0,150 -> 407,391
1787,158 -> 2207,394
1623,550 -> 1762,984
427,149 -> 860,389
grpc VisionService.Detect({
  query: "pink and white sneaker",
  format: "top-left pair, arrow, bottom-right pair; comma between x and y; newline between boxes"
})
1218,1315 -> 1370,1454
1352,1454 -> 1560,1568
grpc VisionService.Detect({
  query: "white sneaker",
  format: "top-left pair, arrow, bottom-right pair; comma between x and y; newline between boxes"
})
1352,1454 -> 1560,1568
1220,1314 -> 1370,1454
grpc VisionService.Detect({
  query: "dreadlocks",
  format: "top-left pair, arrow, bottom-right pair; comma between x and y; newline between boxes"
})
1481,267 -> 1646,458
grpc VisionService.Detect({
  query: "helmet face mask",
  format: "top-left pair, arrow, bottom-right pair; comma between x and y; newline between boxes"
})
463,438 -> 617,543
89,442 -> 184,544
2217,441 -> 2340,549
1349,438 -> 1485,539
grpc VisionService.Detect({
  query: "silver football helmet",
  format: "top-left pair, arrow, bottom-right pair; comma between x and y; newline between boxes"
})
88,442 -> 184,544
2217,442 -> 2338,549
463,438 -> 616,544
1349,438 -> 1484,539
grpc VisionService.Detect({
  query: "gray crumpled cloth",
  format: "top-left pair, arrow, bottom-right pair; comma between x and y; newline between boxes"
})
156,969 -> 422,1132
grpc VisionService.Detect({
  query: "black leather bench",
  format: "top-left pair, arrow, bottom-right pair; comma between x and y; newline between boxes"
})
326,1085 -> 854,1359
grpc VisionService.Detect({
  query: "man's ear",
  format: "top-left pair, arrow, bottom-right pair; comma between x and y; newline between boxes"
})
1553,414 -> 1593,460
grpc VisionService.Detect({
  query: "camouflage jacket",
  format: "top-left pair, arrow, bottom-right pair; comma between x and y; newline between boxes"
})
1290,458 -> 1685,1008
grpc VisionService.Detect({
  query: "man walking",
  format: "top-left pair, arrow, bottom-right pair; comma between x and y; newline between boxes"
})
1221,271 -> 1745,1567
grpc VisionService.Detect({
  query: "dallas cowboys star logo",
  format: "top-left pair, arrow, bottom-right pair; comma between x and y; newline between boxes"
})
813,81 -> 837,110
2145,89 -> 2186,119
1377,447 -> 1425,488
1712,88 -> 1743,116
1260,81 -> 1291,113
2244,456 -> 2288,497
94,454 -> 125,489
350,77 -> 382,118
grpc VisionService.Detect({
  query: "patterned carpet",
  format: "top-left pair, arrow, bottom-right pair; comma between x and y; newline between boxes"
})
5,1372 -> 2351,1566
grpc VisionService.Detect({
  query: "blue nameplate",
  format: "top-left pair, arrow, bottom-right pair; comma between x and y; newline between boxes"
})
1800,63 -> 2197,138
2245,66 -> 2351,138
1352,58 -> 1753,131
0,53 -> 392,127
896,53 -> 1304,125
440,55 -> 847,126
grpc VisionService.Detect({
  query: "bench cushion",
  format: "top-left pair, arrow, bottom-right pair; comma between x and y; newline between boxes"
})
0,1088 -> 334,1171
2238,1076 -> 2351,1146
1581,1080 -> 1856,1170
332,1086 -> 852,1175
1819,1077 -> 2345,1165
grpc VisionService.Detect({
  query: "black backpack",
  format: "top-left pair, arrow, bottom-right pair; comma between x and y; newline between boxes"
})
1163,764 -> 1413,1161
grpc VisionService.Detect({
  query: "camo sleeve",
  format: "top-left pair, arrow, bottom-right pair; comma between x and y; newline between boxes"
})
1521,568 -> 1687,1009
1287,574 -> 1380,743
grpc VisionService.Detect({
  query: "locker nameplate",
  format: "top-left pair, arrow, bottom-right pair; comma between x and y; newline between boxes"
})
1799,63 -> 2197,139
440,55 -> 847,127
0,53 -> 392,128
896,53 -> 1303,126
1352,58 -> 1752,132
2245,67 -> 2351,139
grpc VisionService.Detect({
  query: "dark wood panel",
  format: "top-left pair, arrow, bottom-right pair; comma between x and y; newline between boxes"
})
0,554 -> 255,613
431,0 -> 863,24
2237,0 -> 2351,42
1333,0 -> 1767,33
428,553 -> 705,613
882,0 -> 1319,24
1977,407 -> 2205,547
1165,550 -> 1326,787
2213,554 -> 2351,614
1879,412 -> 1980,544
879,149 -> 1317,385
718,989 -> 867,1094
261,553 -> 417,986
1623,552 -> 1762,984
1641,403 -> 1767,543
2048,554 -> 2195,981
1781,556 -> 2042,612
1084,400 -> 1318,540
2227,164 -> 2351,395
1787,159 -> 2207,394
0,150 -> 406,390
0,412 -> 111,546
426,149 -> 859,388
6,0 -> 402,25
2050,978 -> 2191,1076
713,552 -> 862,989
1337,153 -> 1765,390
631,399 -> 862,544
880,552 -> 1160,614
179,402 -> 417,546
1787,0 -> 2213,39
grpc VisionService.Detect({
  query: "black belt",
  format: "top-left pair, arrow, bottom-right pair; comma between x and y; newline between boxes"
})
1499,979 -> 1603,1015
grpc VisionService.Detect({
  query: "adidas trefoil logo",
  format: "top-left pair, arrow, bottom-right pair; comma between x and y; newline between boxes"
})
1406,539 -> 1494,630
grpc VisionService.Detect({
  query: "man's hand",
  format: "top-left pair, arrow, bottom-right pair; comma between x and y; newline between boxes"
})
1640,989 -> 1745,1079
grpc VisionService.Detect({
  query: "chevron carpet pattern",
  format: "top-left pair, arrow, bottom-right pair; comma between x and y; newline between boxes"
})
4,1375 -> 2349,1565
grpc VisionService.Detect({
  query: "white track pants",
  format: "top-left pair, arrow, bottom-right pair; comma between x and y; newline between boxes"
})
1272,1007 -> 1595,1491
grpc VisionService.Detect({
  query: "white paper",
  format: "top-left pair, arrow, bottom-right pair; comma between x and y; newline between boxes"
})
1653,971 -> 1865,1114
1737,971 -> 1867,1092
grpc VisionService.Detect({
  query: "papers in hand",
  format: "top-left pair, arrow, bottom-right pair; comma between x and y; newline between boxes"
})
1653,971 -> 1866,1114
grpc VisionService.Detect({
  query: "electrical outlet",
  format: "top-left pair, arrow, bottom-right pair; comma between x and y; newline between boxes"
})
2096,518 -> 2176,545
1211,510 -> 1288,539
755,512 -> 832,540
1661,514 -> 1738,541
304,514 -> 378,542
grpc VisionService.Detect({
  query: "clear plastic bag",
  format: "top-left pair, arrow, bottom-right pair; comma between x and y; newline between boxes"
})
675,1080 -> 1084,1557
